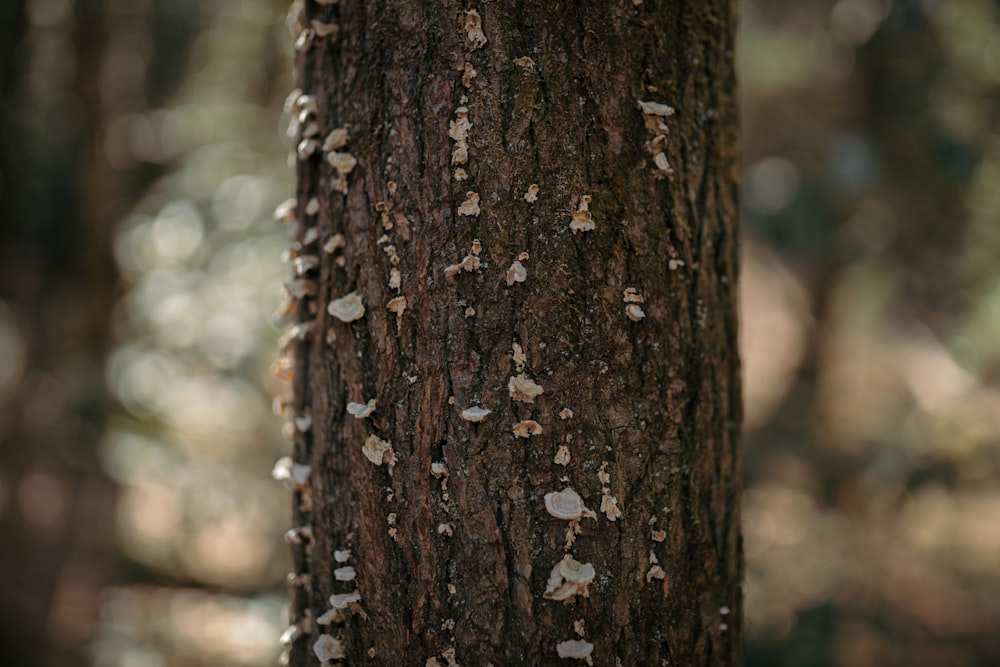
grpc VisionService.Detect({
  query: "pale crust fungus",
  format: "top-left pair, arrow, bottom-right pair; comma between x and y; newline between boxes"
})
512,342 -> 527,371
297,138 -> 319,160
362,434 -> 397,467
273,198 -> 297,223
646,564 -> 666,582
505,260 -> 527,286
323,127 -> 349,152
462,62 -> 477,88
313,634 -> 346,662
386,296 -> 406,326
544,488 -> 596,521
272,457 -> 311,489
329,591 -> 362,609
569,195 -> 595,233
651,528 -> 667,542
513,56 -> 536,70
637,100 -> 676,117
304,197 -> 320,216
311,20 -> 339,40
328,292 -> 365,322
555,639 -> 594,664
625,304 -> 646,321
449,107 -> 471,172
622,287 -> 644,303
601,491 -> 623,521
559,408 -> 574,420
437,523 -> 454,537
334,549 -> 351,563
508,373 -> 544,403
460,406 -> 492,422
389,267 -> 402,290
554,445 -> 571,466
464,9 -> 487,49
323,233 -> 345,254
444,243 -> 482,277
513,420 -> 543,438
524,183 -> 539,203
334,566 -> 356,581
457,191 -> 481,217
279,623 -> 301,645
638,99 -> 676,178
326,150 -> 357,175
544,555 -> 596,601
431,462 -> 449,478
347,398 -> 377,419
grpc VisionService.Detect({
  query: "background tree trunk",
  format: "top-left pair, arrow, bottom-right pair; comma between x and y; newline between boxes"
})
285,1 -> 740,664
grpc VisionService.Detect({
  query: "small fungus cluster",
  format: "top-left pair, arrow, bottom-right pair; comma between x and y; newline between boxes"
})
638,99 -> 675,178
569,195 -> 595,233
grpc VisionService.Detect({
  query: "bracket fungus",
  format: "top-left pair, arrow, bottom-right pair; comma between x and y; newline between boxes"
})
544,556 -> 596,601
544,488 -> 596,521
505,260 -> 528,286
460,406 -> 492,422
513,419 -> 543,438
313,634 -> 346,662
328,292 -> 365,322
569,195 -> 595,233
464,9 -> 487,49
524,183 -> 539,203
334,566 -> 357,582
347,399 -> 377,419
272,457 -> 311,489
555,639 -> 594,664
329,591 -> 362,609
457,191 -> 481,217
509,373 -> 544,403
362,434 -> 396,467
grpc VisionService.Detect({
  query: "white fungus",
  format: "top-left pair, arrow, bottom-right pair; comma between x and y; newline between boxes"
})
460,406 -> 492,422
347,399 -> 377,419
544,488 -> 595,521
555,639 -> 594,663
329,591 -> 362,609
508,374 -> 544,403
544,556 -> 596,601
326,151 -> 357,174
334,566 -> 357,582
505,260 -> 528,286
272,457 -> 311,489
637,100 -> 676,117
334,549 -> 352,563
625,304 -> 646,321
323,127 -> 349,152
524,184 -> 539,203
328,292 -> 365,322
313,634 -> 346,662
274,198 -> 297,223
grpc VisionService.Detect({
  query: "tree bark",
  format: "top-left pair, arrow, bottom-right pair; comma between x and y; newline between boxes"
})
284,1 -> 740,665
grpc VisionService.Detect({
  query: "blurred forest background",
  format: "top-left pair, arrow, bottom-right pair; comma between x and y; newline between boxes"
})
1,0 -> 999,665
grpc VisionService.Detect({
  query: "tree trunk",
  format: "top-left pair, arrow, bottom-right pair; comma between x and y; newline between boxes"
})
283,1 -> 740,665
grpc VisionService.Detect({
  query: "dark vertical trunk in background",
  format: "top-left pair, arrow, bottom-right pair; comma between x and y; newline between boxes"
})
286,1 -> 740,664
0,0 -> 118,665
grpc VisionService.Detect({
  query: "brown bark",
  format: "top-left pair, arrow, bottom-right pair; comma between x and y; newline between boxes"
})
285,1 -> 740,665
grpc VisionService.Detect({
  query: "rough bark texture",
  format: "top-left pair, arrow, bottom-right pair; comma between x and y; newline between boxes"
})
286,1 -> 740,665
